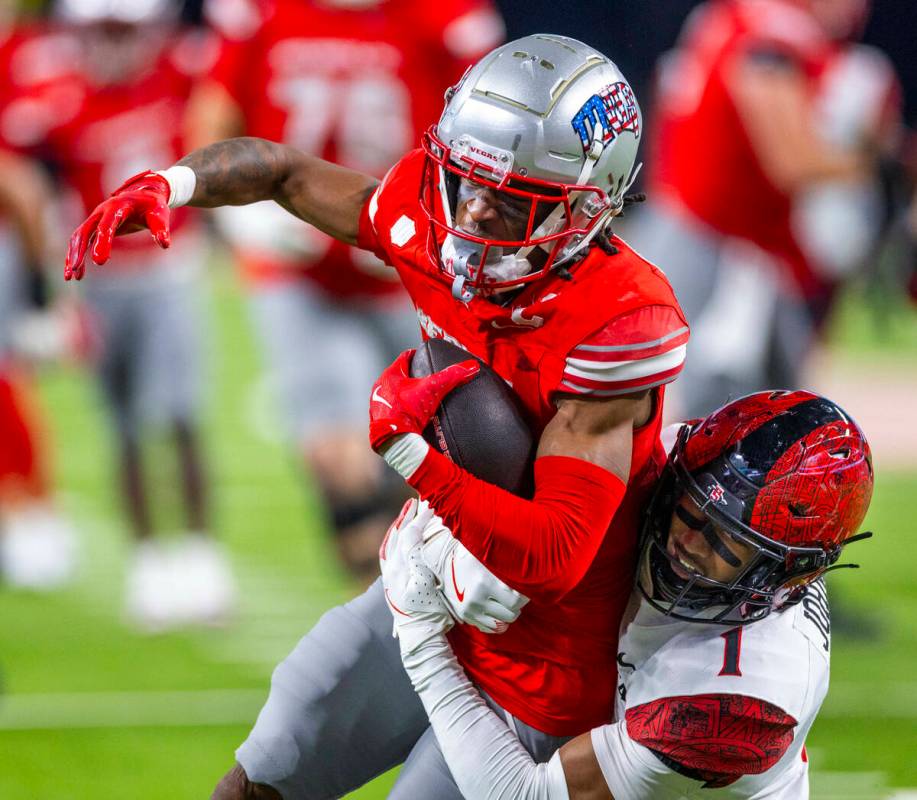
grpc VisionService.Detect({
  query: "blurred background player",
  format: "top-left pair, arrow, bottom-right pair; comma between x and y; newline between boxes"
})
1,0 -> 235,628
627,0 -> 906,420
186,0 -> 504,582
0,6 -> 78,590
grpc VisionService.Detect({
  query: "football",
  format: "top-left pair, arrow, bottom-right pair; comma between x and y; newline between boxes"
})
410,338 -> 535,497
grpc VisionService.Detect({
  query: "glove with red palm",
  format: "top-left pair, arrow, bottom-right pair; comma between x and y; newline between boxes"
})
369,349 -> 479,454
64,171 -> 172,281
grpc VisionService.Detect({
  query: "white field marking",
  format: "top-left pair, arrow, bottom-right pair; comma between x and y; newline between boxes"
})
0,689 -> 267,730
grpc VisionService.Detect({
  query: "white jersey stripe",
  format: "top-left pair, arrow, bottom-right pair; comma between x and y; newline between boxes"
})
564,344 -> 687,383
560,374 -> 678,397
571,326 -> 690,354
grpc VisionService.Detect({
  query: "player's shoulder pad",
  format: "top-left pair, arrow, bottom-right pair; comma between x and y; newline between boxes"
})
560,300 -> 689,397
624,607 -> 823,722
368,150 -> 424,231
363,149 -> 426,249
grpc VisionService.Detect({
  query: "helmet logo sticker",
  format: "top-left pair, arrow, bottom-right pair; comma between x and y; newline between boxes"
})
571,82 -> 640,155
708,482 -> 727,505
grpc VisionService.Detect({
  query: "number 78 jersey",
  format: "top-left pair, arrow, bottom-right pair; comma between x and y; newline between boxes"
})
595,582 -> 831,797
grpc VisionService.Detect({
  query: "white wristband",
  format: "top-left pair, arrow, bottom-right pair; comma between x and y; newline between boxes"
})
383,433 -> 430,480
155,165 -> 196,208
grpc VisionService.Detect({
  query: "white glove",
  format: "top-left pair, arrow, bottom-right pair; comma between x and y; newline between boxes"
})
379,499 -> 454,654
418,502 -> 529,634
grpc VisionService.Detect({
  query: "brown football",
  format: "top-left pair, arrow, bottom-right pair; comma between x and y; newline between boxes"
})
410,338 -> 535,497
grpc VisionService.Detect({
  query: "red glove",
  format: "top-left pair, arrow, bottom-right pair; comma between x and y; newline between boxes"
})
369,349 -> 479,452
64,171 -> 172,281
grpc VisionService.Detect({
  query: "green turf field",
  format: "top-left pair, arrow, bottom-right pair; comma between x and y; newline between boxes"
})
0,274 -> 914,799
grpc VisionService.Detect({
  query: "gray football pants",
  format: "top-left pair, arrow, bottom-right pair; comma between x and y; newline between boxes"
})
237,579 -> 570,800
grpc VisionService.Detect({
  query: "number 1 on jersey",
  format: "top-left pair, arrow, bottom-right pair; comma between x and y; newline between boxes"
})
719,627 -> 743,676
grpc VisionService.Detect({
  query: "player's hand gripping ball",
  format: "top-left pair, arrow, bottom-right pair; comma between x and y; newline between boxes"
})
419,507 -> 528,634
380,499 -> 454,653
65,171 -> 172,281
369,349 -> 479,453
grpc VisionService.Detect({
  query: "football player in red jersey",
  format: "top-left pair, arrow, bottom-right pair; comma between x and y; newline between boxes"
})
12,0 -> 237,628
0,10 -> 83,587
185,0 -> 505,582
0,139 -> 78,589
627,0 -> 901,420
381,390 -> 874,799
65,35 -> 689,799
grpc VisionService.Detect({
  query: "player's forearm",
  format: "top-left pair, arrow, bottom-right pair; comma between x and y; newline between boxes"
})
174,137 -> 294,207
402,633 -> 570,800
174,137 -> 377,244
0,151 -> 52,264
407,449 -> 625,598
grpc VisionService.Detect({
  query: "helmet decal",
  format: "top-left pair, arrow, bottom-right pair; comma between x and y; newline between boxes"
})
571,82 -> 641,155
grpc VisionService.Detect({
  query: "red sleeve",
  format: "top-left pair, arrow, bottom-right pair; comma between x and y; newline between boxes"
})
407,452 -> 625,599
560,305 -> 689,397
625,694 -> 798,788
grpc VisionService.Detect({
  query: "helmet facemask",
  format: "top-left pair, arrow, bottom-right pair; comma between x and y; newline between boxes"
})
421,128 -> 613,301
637,427 -> 843,625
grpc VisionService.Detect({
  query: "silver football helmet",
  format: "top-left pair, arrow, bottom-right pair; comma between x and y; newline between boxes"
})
420,34 -> 642,300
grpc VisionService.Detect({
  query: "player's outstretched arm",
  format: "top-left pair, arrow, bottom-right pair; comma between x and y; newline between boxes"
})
174,137 -> 378,241
65,137 -> 377,280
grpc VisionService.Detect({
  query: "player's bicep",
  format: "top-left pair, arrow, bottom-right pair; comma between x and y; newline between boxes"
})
537,391 -> 651,481
274,150 -> 378,245
559,733 -> 615,800
727,51 -> 814,192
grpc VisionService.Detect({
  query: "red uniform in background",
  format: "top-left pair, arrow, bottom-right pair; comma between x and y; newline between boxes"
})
0,19 -> 80,589
205,0 -> 504,297
627,0 -> 900,422
650,0 -> 832,300
359,149 -> 689,734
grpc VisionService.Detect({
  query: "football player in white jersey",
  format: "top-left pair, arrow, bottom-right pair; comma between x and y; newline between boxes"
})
380,389 -> 874,799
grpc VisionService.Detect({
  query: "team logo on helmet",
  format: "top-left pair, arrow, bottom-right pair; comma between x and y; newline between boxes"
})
571,82 -> 641,154
708,482 -> 726,505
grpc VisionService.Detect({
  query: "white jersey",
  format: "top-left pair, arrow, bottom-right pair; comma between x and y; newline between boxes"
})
591,580 -> 831,799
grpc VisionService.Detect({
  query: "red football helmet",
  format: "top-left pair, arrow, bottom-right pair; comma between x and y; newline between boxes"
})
639,390 -> 874,624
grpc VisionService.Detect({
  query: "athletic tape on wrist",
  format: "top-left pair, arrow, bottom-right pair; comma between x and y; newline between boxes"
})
383,433 -> 430,480
155,166 -> 196,208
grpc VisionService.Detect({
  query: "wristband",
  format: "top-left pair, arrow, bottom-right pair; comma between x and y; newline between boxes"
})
383,433 -> 430,480
155,165 -> 196,208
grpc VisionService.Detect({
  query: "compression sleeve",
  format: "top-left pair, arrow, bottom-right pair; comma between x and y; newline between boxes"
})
591,722 -> 704,800
407,451 -> 626,599
403,632 -> 571,800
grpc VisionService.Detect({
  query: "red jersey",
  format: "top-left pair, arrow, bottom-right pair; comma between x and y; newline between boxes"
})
359,149 -> 690,734
0,21 -> 84,152
1,25 -> 211,271
649,0 -> 831,298
205,0 -> 503,297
